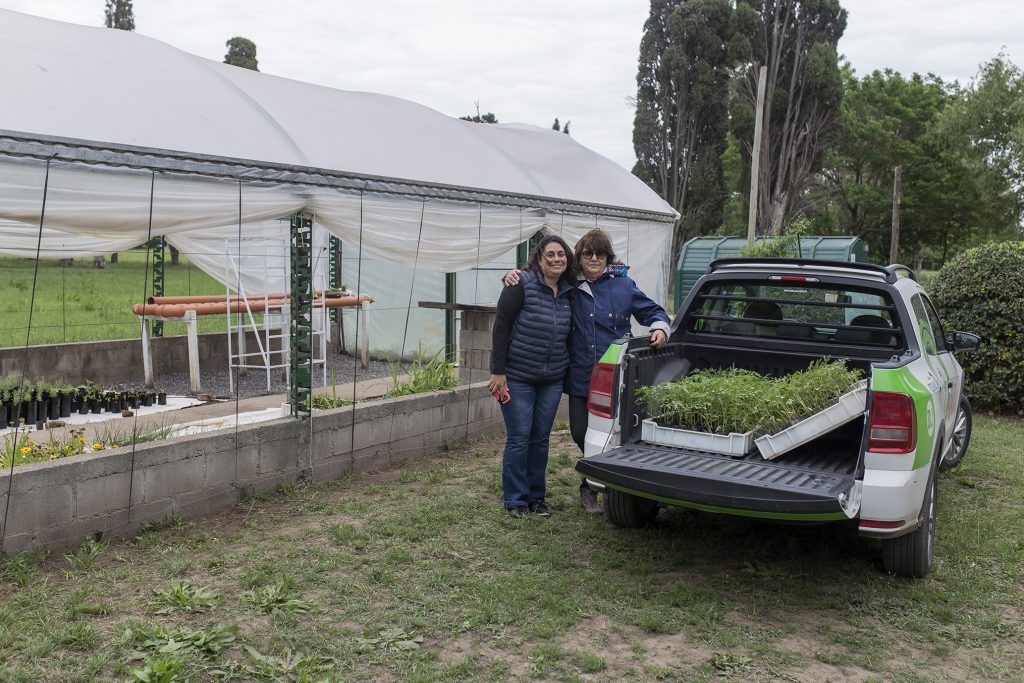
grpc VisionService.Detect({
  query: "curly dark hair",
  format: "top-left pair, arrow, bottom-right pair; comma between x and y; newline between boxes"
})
526,235 -> 576,283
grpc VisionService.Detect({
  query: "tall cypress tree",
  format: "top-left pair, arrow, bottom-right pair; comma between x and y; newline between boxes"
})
103,0 -> 135,31
632,0 -> 735,243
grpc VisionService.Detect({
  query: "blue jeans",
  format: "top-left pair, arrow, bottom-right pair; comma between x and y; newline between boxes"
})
500,378 -> 563,509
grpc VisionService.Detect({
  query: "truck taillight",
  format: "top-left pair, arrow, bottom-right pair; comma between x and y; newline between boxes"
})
868,392 -> 916,453
588,363 -> 617,418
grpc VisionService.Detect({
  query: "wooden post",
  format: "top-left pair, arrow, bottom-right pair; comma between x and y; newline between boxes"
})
747,65 -> 768,248
889,166 -> 902,265
184,310 -> 201,394
141,317 -> 153,388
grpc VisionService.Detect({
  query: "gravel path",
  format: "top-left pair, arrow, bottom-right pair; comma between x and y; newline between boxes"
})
107,354 -> 393,400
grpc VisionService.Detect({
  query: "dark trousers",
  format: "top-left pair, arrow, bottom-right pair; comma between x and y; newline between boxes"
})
569,395 -> 591,492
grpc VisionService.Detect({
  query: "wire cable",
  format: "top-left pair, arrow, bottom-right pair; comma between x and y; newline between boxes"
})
126,170 -> 157,524
1,156 -> 54,554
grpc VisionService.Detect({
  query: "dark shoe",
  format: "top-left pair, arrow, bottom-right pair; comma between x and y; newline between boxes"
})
507,506 -> 530,519
529,500 -> 552,517
579,486 -> 602,514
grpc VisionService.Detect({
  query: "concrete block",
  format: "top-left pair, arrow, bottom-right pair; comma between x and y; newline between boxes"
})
309,453 -> 353,483
172,485 -> 241,518
75,471 -> 138,519
206,448 -> 256,487
351,443 -> 390,474
3,485 -> 74,536
143,456 -> 206,501
258,441 -> 301,476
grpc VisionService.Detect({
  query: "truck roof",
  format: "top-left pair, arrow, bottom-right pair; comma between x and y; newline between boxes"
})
708,258 -> 916,285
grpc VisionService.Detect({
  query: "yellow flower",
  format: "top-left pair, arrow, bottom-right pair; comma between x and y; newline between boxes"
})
111,444 -> 118,449
20,446 -> 32,454
49,455 -> 57,460
78,437 -> 86,444
91,443 -> 102,450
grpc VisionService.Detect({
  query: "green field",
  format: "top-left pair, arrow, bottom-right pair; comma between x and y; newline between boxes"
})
0,251 -> 228,348
1,417 -> 1021,681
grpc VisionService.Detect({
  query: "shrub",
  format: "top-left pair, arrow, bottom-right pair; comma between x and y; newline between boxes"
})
930,241 -> 1024,412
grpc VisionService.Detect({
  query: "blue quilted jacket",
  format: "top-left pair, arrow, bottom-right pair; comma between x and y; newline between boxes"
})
504,270 -> 574,384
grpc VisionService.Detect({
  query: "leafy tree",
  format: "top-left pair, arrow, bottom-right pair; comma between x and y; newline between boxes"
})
460,101 -> 498,124
731,0 -> 846,235
224,37 -> 259,71
632,0 -> 735,243
808,68 -> 1016,267
104,0 -> 134,31
934,55 -> 1024,227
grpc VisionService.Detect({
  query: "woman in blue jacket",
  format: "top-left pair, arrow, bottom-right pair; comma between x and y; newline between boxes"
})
568,229 -> 669,511
488,236 -> 576,518
505,229 -> 669,513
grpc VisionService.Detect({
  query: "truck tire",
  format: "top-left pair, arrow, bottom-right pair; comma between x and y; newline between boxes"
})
605,488 -> 659,528
881,472 -> 936,578
940,394 -> 972,471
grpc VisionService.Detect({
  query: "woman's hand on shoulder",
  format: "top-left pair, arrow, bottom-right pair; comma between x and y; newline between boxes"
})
502,269 -> 522,287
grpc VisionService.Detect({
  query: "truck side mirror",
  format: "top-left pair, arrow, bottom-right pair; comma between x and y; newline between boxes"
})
951,331 -> 981,353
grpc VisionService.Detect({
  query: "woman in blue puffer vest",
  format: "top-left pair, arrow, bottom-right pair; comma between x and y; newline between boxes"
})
488,235 -> 576,518
504,229 -> 669,513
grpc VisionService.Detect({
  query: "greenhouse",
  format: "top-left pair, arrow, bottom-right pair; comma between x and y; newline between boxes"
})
0,9 -> 676,552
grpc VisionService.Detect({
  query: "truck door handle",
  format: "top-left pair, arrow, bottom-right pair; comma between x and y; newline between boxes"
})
947,381 -> 953,388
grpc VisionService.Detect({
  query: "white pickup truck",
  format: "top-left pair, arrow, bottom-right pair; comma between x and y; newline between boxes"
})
578,258 -> 979,577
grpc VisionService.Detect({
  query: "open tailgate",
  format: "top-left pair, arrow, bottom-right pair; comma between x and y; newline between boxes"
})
576,441 -> 861,519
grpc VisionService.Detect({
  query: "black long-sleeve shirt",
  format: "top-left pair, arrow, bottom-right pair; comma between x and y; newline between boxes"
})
489,281 -> 524,374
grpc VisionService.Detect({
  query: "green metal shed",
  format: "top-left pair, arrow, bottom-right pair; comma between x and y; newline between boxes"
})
673,236 -> 870,309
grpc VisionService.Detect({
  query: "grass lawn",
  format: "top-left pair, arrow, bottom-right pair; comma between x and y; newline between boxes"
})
1,416 -> 1021,682
0,251 -> 228,348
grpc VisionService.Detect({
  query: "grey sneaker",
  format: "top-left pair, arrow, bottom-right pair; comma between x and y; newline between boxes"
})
579,486 -> 602,514
507,506 -> 530,519
529,500 -> 552,517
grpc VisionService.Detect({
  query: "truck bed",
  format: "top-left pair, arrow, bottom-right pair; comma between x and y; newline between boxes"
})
578,419 -> 863,518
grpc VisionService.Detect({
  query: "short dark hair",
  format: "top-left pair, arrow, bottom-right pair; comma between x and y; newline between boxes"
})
526,235 -> 576,283
574,229 -> 616,265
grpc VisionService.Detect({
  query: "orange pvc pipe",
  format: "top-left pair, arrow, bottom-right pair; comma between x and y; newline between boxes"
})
132,294 -> 373,318
147,293 -> 292,305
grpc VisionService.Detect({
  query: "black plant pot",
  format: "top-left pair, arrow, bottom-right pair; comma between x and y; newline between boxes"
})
49,396 -> 60,419
142,393 -> 153,407
1,402 -> 9,427
89,399 -> 100,414
158,392 -> 167,405
79,401 -> 89,415
22,400 -> 36,425
61,394 -> 71,418
37,400 -> 49,423
130,397 -> 140,410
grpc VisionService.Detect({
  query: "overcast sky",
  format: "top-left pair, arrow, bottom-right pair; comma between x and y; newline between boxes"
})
3,1 -> 1022,170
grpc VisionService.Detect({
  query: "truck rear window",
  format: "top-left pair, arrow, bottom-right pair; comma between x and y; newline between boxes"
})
688,282 -> 902,348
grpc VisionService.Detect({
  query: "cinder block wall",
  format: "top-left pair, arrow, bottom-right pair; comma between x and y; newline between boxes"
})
459,310 -> 494,383
0,383 -> 509,554
0,331 -> 269,386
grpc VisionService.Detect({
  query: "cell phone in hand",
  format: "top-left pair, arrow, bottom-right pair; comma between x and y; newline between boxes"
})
492,387 -> 511,405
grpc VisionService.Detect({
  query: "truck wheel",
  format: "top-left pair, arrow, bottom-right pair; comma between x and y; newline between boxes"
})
605,488 -> 659,528
940,394 -> 972,471
881,473 -> 936,578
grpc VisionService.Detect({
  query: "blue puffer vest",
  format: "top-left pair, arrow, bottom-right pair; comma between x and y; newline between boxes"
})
504,270 -> 573,384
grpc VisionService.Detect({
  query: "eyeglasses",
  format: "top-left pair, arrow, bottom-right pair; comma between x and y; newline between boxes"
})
581,250 -> 607,260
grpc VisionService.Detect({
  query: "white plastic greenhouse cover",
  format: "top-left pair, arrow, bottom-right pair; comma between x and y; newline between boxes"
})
0,9 -> 677,356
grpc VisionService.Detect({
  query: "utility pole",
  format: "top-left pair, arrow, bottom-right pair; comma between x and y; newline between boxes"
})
746,66 -> 768,248
889,166 -> 902,265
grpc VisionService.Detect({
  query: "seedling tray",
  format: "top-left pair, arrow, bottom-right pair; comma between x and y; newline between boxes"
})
641,420 -> 754,456
755,380 -> 868,460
